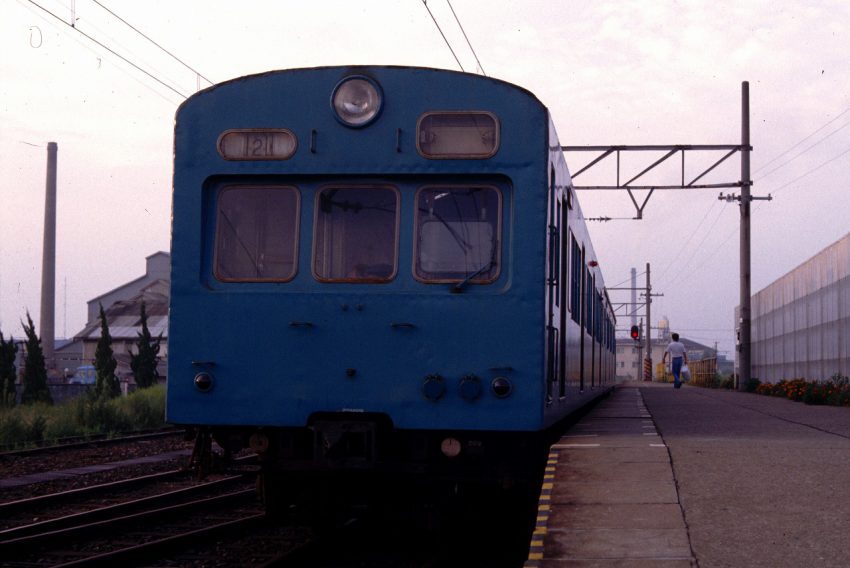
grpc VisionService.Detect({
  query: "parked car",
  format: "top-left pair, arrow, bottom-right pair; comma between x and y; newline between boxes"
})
69,365 -> 96,385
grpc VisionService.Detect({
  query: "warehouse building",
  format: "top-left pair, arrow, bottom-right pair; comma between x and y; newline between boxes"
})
744,232 -> 850,383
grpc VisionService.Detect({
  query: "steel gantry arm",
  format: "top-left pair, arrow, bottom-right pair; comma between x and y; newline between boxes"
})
562,144 -> 747,219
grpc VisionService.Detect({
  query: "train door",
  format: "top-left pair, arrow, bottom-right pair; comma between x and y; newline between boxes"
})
579,245 -> 586,391
558,199 -> 568,398
546,166 -> 558,401
589,274 -> 596,388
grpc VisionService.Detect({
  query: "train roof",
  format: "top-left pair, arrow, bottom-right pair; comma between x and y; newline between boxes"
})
176,65 -> 545,116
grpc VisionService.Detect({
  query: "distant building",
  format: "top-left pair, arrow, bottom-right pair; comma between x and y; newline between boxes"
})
616,317 -> 731,381
84,252 -> 170,325
740,232 -> 850,383
72,252 -> 170,385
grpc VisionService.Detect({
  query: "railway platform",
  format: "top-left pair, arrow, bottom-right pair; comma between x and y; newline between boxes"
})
526,381 -> 850,567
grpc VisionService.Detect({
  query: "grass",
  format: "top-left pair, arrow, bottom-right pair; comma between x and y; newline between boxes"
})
0,385 -> 167,450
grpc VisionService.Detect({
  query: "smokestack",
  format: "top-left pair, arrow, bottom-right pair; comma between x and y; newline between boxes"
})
40,141 -> 57,370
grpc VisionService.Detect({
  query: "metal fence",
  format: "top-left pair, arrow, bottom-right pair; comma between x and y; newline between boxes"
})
656,357 -> 717,387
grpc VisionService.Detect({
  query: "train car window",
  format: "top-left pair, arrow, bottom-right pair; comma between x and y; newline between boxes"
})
414,186 -> 501,284
313,186 -> 399,283
595,291 -> 603,341
416,112 -> 499,159
214,186 -> 299,282
570,233 -> 580,322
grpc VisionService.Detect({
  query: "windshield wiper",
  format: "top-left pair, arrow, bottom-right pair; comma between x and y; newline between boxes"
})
451,240 -> 498,293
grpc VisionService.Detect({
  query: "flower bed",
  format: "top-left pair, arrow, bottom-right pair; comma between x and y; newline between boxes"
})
753,375 -> 850,406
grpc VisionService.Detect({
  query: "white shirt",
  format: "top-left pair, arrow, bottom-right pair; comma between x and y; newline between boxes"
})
666,341 -> 687,359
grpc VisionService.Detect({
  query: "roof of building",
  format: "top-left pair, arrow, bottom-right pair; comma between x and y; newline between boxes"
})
75,279 -> 168,341
86,251 -> 170,306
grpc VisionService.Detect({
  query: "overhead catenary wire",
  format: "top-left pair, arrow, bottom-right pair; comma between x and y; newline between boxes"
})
663,201 -> 730,290
752,104 -> 850,176
20,0 -> 184,108
445,0 -> 486,76
763,144 -> 850,196
420,0 -> 465,72
91,0 -> 215,87
24,0 -> 189,99
755,118 -> 850,181
656,198 -> 720,284
607,271 -> 646,290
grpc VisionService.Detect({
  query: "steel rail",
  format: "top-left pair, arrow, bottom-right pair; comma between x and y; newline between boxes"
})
0,428 -> 185,458
0,479 -> 252,546
0,468 -> 187,515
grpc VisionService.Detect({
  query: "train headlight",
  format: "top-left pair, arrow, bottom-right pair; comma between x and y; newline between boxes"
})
194,372 -> 214,392
331,76 -> 382,127
491,376 -> 513,398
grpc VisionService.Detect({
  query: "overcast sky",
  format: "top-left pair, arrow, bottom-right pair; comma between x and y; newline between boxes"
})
2,0 -> 849,357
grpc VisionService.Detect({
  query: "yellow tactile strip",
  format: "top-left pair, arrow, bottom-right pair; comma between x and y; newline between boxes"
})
524,448 -> 559,566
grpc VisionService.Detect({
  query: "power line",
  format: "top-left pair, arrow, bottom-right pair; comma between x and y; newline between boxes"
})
91,0 -> 214,87
420,0 -> 465,72
656,198 -> 720,284
663,201 -> 731,289
753,104 -> 850,176
765,144 -> 850,195
667,105 -> 850,292
607,271 -> 646,290
445,0 -> 486,76
755,118 -> 850,181
25,0 -> 189,99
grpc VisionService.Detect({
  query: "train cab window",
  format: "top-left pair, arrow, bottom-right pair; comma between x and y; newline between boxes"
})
313,186 -> 399,282
417,112 -> 499,158
214,186 -> 300,282
414,186 -> 501,284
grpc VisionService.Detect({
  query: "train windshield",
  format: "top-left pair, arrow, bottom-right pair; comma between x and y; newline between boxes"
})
214,186 -> 299,281
414,186 -> 501,284
313,186 -> 400,282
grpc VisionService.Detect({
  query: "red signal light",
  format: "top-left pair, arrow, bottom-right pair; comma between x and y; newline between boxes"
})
630,325 -> 640,341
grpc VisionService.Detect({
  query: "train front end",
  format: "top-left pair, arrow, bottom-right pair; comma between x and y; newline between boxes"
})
167,66 -> 552,488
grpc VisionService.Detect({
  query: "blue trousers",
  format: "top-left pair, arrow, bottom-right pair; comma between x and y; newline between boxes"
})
672,357 -> 684,388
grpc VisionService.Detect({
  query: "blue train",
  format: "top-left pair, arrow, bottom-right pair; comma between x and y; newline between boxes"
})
166,66 -> 616,502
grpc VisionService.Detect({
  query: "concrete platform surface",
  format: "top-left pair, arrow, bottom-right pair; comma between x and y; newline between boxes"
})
527,382 -> 850,567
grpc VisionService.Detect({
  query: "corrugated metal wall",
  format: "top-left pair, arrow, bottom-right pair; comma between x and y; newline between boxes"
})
751,233 -> 850,382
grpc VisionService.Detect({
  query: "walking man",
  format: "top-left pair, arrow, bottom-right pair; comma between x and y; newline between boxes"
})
662,333 -> 688,389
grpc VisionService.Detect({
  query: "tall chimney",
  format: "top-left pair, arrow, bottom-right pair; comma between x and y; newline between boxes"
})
40,141 -> 57,371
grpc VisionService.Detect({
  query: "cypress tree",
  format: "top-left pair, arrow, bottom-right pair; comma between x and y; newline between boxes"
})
0,331 -> 18,407
20,313 -> 53,405
94,304 -> 121,399
130,301 -> 161,389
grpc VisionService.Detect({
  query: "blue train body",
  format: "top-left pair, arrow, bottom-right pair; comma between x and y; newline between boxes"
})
167,66 -> 615,486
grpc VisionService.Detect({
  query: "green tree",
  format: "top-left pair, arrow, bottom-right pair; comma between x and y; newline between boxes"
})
0,330 -> 18,407
130,301 -> 161,389
20,313 -> 53,405
94,304 -> 121,399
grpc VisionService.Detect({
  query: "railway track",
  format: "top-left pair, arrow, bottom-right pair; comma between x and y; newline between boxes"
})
0,474 -> 293,567
0,428 -> 185,458
2,444 -> 531,566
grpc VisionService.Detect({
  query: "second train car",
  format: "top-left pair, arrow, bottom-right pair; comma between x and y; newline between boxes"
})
166,66 -> 616,501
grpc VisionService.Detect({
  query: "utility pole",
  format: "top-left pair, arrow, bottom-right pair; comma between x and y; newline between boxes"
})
739,82 -> 751,390
644,263 -> 652,381
636,318 -> 644,382
719,82 -> 770,389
